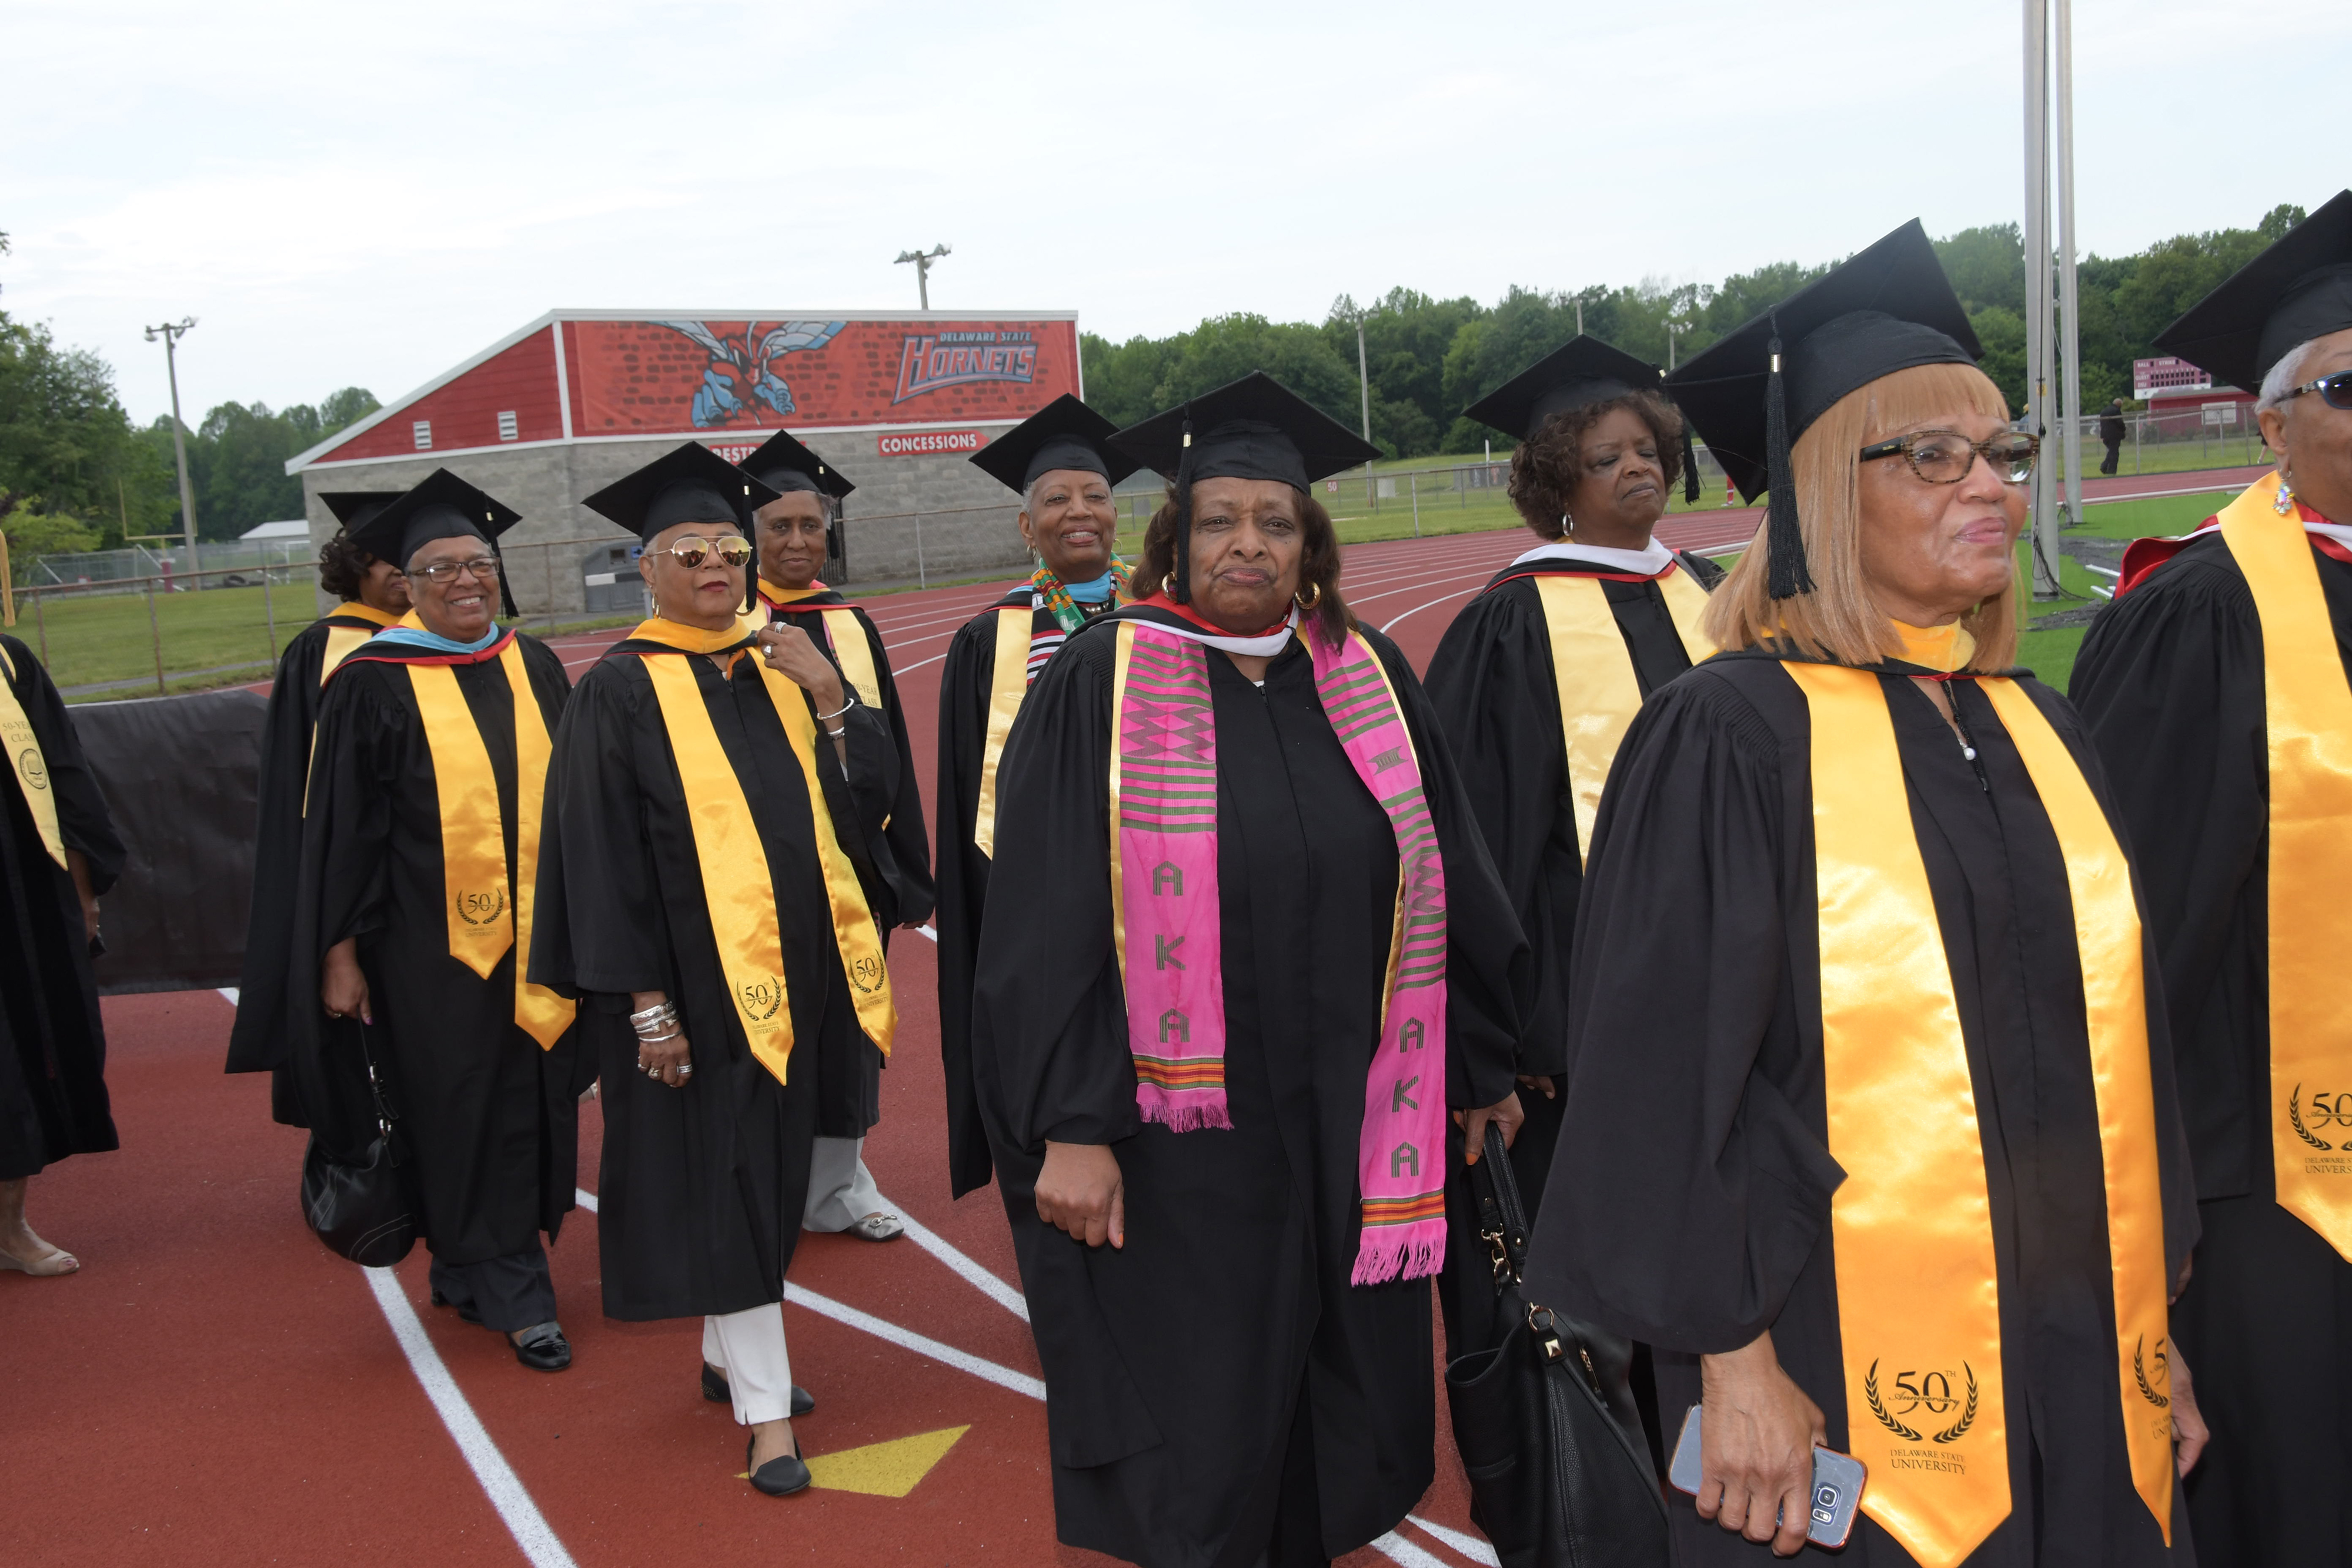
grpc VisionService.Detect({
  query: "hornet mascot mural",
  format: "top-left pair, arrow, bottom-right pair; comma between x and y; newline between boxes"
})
660,319 -> 846,429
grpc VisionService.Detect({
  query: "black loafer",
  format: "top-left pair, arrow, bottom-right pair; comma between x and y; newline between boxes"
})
511,1322 -> 572,1372
429,1289 -> 484,1327
746,1437 -> 811,1497
701,1363 -> 812,1416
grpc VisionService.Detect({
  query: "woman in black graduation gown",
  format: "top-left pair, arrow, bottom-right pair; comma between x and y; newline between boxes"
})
227,492 -> 410,1122
2069,190 -> 2352,1568
531,443 -> 900,1497
289,470 -> 583,1370
1423,337 -> 1720,1355
0,634 -> 123,1276
973,373 -> 1527,1568
936,394 -> 1141,1200
1528,223 -> 2204,1566
740,427 -> 931,1241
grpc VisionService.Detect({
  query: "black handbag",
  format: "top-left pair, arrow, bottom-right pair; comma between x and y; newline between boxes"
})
299,1024 -> 420,1268
1444,1123 -> 1668,1568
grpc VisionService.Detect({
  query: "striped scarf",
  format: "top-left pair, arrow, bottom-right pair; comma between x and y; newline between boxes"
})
1033,557 -> 1131,634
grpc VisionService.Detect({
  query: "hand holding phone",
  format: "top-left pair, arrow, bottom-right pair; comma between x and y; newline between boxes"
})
1670,1403 -> 1867,1550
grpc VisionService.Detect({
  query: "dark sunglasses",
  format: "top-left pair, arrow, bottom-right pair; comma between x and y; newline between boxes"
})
649,536 -> 754,570
2280,370 -> 2352,411
1859,429 -> 2039,486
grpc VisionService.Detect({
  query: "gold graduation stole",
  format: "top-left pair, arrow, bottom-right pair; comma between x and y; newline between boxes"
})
2217,472 -> 2352,1262
636,621 -> 895,1088
1532,564 -> 1715,867
1787,659 -> 2173,1566
0,642 -> 66,870
403,637 -> 576,1050
319,601 -> 400,686
972,605 -> 1032,859
757,581 -> 882,709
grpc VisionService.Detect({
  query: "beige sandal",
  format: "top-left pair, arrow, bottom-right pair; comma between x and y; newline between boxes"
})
0,1239 -> 79,1276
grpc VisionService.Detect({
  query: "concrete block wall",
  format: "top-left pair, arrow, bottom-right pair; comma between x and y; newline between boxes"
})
300,420 -> 1038,615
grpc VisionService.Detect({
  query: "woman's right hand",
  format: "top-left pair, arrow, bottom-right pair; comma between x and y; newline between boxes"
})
1696,1330 -> 1826,1557
1037,1141 -> 1124,1248
629,989 -> 693,1089
321,938 -> 372,1024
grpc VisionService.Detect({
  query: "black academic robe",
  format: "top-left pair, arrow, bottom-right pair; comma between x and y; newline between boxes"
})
766,590 -> 936,1138
2071,529 -> 2352,1568
529,640 -> 898,1320
226,608 -> 390,1124
0,636 -> 124,1182
286,634 -> 583,1267
1525,653 -> 2200,1567
972,614 -> 1526,1568
936,584 -> 1117,1198
1421,550 -> 1723,1358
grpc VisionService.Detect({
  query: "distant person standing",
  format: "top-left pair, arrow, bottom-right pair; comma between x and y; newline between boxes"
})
226,492 -> 412,1122
289,470 -> 583,1371
740,427 -> 933,1243
0,633 -> 123,1276
2100,397 -> 2129,475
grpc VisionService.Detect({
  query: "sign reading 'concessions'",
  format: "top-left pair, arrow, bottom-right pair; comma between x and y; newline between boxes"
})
878,430 -> 987,458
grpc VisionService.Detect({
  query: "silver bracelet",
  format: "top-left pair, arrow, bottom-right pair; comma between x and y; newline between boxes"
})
635,1029 -> 683,1047
627,1001 -> 675,1025
826,726 -> 847,740
816,695 -> 857,723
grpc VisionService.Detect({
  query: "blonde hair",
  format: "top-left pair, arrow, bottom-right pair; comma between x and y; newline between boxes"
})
1701,362 -> 2020,671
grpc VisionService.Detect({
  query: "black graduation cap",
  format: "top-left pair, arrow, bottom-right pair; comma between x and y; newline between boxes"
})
2154,189 -> 2352,393
968,394 -> 1140,494
345,469 -> 526,617
1109,372 -> 1382,604
581,442 -> 781,546
1465,335 -> 1700,502
318,490 -> 405,539
1667,219 -> 1980,597
740,428 -> 854,501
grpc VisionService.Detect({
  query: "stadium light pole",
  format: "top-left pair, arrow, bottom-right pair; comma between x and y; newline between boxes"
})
2022,0 -> 2059,597
2056,0 -> 2085,535
145,317 -> 200,567
894,245 -> 951,310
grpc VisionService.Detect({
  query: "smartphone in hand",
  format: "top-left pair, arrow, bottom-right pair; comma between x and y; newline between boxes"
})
1668,1403 -> 1866,1550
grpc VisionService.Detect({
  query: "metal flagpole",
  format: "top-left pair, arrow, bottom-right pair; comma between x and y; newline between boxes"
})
2022,0 -> 2059,596
2055,0 -> 2084,535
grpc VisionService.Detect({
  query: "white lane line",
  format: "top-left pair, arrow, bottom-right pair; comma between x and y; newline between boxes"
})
1407,1514 -> 1500,1566
891,651 -> 949,678
364,1266 -> 579,1568
1379,589 -> 1481,634
218,987 -> 239,1005
1369,1529 -> 1456,1567
876,1190 -> 1028,1323
915,923 -> 938,942
786,1282 -> 1047,1401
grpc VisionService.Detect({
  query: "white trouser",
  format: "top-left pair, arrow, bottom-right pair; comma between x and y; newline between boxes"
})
702,1303 -> 793,1427
803,1135 -> 884,1231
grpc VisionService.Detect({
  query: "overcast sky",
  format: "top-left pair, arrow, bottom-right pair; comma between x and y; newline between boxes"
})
5,0 -> 2346,425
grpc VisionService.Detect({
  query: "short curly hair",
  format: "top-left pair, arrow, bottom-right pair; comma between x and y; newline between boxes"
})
1505,389 -> 1686,539
316,530 -> 380,600
1137,483 -> 1352,643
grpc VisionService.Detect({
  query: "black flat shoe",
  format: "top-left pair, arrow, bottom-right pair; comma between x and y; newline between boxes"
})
511,1322 -> 572,1372
746,1436 -> 811,1497
701,1363 -> 812,1415
429,1289 -> 483,1327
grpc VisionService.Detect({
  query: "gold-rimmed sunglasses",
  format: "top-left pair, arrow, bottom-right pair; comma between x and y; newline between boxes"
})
1859,429 -> 2039,485
646,536 -> 754,570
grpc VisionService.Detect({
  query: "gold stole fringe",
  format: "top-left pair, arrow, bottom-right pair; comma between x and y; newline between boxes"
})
640,654 -> 894,1089
0,643 -> 65,868
2218,472 -> 2352,1261
1533,567 -> 1715,866
406,644 -> 576,1049
972,605 -> 1031,858
1789,663 -> 2174,1563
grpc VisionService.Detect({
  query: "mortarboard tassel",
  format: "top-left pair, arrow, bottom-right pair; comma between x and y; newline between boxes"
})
1681,422 -> 1701,505
1171,414 -> 1197,606
1763,320 -> 1815,600
492,537 -> 520,621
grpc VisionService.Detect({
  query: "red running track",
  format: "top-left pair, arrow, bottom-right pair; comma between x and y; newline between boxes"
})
10,469 -> 2266,1567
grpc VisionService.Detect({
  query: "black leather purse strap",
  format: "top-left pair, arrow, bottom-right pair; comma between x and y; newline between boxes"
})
356,1024 -> 405,1164
1471,1122 -> 1531,1292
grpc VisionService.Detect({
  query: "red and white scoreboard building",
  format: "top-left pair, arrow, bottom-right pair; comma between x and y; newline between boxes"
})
285,309 -> 1086,611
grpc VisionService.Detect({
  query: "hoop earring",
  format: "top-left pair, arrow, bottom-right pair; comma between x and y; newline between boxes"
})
1560,513 -> 1575,540
1162,573 -> 1179,597
1295,580 -> 1323,611
2276,472 -> 2298,516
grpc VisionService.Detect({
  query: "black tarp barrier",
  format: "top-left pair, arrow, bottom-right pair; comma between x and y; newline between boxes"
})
69,689 -> 266,996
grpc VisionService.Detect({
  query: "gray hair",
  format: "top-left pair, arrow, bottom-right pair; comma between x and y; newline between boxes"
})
2258,337 -> 2320,413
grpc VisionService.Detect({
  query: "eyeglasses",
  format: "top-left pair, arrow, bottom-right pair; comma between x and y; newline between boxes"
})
2280,370 -> 2352,411
1859,429 -> 2039,485
409,557 -> 502,584
649,536 -> 754,570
